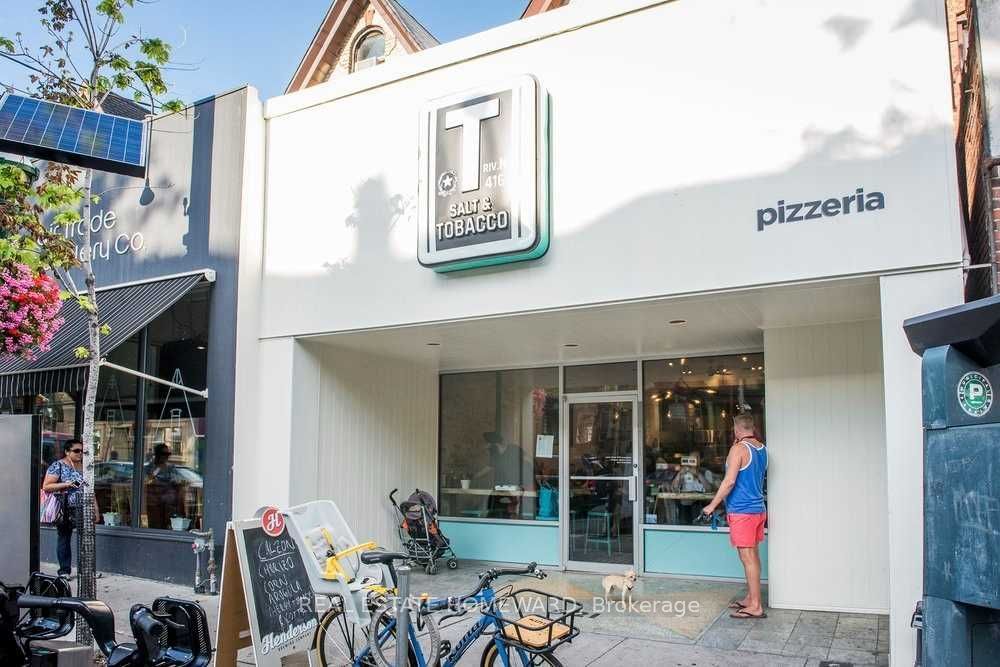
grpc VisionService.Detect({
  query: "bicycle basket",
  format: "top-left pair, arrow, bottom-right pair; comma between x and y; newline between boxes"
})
483,589 -> 582,654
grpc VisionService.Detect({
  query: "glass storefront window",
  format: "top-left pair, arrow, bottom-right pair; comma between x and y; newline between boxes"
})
94,336 -> 140,527
34,392 -> 77,468
439,368 -> 559,521
141,289 -> 209,531
642,354 -> 765,527
564,362 -> 637,393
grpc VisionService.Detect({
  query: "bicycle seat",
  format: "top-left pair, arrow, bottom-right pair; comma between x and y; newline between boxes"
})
131,597 -> 212,667
16,574 -> 73,642
360,551 -> 408,566
17,596 -> 117,658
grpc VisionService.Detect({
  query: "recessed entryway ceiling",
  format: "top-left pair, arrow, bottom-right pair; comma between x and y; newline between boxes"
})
308,277 -> 881,370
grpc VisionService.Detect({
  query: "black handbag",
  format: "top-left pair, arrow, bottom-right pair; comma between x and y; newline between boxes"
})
58,494 -> 77,529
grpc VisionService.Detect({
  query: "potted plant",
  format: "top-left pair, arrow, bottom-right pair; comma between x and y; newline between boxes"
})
103,490 -> 128,527
170,514 -> 191,531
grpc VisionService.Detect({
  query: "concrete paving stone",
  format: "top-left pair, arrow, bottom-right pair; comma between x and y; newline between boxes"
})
548,632 -> 625,666
586,638 -> 805,667
738,636 -> 788,654
835,626 -> 877,641
837,616 -> 878,631
785,633 -> 834,649
697,628 -> 749,651
781,643 -> 829,659
827,647 -> 880,665
746,628 -> 793,643
795,616 -> 838,632
832,634 -> 878,651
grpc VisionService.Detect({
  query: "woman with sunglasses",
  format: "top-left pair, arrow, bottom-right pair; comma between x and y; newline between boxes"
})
42,439 -> 94,579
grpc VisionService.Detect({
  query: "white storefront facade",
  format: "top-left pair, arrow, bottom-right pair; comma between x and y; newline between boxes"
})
229,1 -> 965,664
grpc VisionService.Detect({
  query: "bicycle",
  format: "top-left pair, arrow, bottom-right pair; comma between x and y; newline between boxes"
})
315,556 -> 581,667
1,572 -> 212,666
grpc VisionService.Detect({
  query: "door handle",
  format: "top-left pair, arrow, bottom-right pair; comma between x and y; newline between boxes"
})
628,476 -> 637,502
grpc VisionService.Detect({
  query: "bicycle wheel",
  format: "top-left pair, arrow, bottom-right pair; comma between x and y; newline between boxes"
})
314,598 -> 411,667
480,642 -> 564,667
367,603 -> 438,667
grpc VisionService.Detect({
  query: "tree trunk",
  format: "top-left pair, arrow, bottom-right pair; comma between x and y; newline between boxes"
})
75,167 -> 99,647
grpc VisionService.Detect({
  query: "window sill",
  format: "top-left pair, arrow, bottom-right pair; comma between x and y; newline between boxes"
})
439,516 -> 558,526
42,524 -> 203,542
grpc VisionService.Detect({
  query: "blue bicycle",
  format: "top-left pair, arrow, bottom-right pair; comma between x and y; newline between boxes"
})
314,556 -> 580,667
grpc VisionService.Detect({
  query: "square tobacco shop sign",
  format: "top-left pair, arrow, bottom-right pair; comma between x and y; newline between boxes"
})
418,74 -> 549,272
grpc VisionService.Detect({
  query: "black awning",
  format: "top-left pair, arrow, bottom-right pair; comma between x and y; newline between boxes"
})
0,271 -> 209,398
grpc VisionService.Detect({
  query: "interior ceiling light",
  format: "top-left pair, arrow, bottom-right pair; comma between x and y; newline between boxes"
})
668,319 -> 687,325
564,343 -> 580,348
426,342 -> 441,346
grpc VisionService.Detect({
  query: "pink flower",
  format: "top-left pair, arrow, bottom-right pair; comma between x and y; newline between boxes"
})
0,263 -> 65,360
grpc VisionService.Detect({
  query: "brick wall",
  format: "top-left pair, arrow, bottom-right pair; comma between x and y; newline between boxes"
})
950,1 -> 998,299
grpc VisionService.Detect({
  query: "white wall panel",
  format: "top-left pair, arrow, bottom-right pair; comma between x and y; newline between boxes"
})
764,320 -> 889,613
879,268 -> 963,667
311,345 -> 439,550
260,0 -> 960,339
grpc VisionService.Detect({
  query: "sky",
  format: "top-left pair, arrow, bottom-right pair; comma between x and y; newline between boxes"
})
0,1 -> 528,103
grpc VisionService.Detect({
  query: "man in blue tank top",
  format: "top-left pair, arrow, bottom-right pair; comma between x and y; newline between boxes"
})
702,413 -> 768,619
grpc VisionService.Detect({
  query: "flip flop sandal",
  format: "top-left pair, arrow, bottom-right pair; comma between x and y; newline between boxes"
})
730,609 -> 768,619
728,601 -> 746,609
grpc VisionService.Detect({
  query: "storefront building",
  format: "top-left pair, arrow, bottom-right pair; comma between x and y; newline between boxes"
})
231,2 -> 967,664
0,88 -> 262,584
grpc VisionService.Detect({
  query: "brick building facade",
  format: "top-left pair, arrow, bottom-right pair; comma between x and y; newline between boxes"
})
948,0 -> 999,299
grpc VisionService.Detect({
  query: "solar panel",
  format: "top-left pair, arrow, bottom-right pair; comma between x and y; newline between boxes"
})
0,93 -> 146,177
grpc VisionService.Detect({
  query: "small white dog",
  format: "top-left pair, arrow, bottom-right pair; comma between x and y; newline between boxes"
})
602,569 -> 637,602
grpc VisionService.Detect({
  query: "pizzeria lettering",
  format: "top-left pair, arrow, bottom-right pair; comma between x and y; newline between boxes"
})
757,187 -> 885,232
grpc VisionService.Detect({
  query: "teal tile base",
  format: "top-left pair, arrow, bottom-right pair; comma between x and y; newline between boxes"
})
440,520 -> 560,566
643,529 -> 769,579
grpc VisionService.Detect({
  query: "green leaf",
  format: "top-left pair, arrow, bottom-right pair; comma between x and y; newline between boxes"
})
54,211 -> 82,227
139,38 -> 171,65
99,324 -> 111,335
109,55 -> 130,72
73,346 -> 90,360
95,0 -> 126,23
0,36 -> 13,53
59,290 -> 72,301
76,296 -> 97,314
161,99 -> 185,114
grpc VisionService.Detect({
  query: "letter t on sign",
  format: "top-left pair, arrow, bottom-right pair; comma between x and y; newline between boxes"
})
445,98 -> 501,193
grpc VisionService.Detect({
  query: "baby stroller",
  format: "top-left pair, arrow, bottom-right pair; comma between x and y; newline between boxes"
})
390,488 -> 458,574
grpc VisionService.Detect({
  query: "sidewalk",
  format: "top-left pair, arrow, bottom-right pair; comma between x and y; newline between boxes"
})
58,565 -> 889,666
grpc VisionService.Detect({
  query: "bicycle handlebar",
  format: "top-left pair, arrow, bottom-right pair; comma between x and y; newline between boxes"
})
451,562 -> 544,604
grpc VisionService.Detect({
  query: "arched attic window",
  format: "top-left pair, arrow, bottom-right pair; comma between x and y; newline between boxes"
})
352,29 -> 386,72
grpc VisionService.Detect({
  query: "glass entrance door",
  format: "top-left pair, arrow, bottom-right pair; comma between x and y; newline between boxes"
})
564,398 -> 640,569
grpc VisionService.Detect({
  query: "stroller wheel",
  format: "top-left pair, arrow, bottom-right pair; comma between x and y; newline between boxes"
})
425,561 -> 438,575
447,558 -> 458,570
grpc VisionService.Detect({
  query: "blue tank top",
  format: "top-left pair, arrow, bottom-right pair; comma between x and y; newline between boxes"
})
726,440 -> 767,514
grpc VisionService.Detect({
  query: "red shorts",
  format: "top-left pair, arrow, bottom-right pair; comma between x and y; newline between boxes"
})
728,512 -> 767,547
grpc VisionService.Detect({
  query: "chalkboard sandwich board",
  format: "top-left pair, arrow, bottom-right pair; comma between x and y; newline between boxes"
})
215,507 -> 318,666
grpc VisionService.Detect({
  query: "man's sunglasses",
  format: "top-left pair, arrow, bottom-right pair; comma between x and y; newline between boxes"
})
69,448 -> 83,454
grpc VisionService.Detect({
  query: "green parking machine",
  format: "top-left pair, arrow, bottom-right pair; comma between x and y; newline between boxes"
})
904,295 -> 1000,666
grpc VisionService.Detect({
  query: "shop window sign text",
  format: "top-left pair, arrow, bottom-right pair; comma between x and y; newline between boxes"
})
49,208 -> 145,262
757,187 -> 885,231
